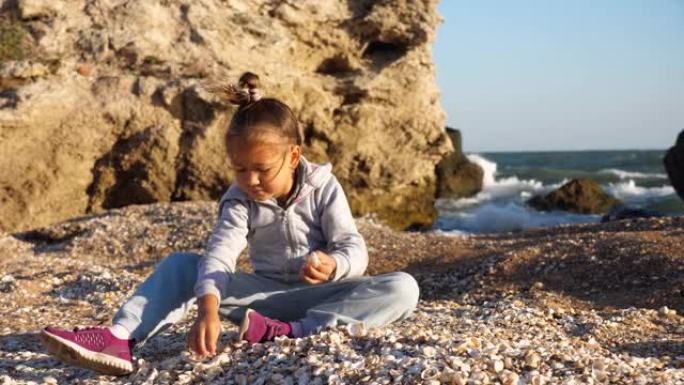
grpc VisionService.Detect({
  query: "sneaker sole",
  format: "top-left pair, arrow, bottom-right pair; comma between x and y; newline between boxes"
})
40,329 -> 133,375
237,308 -> 254,341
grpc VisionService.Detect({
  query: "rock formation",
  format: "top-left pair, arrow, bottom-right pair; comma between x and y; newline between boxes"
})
527,178 -> 622,215
664,129 -> 684,202
435,127 -> 483,199
0,0 -> 454,232
600,204 -> 663,222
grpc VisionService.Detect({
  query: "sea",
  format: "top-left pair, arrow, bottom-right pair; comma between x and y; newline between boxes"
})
434,150 -> 684,235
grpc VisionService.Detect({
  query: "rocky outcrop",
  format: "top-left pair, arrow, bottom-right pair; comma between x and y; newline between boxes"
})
435,127 -> 483,199
527,178 -> 622,214
0,0 -> 451,232
664,129 -> 684,202
601,204 -> 663,223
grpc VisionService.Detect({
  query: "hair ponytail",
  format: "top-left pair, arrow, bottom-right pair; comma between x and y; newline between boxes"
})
207,72 -> 262,107
207,71 -> 303,148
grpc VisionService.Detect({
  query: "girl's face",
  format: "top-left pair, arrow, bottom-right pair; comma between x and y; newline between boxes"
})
228,133 -> 301,203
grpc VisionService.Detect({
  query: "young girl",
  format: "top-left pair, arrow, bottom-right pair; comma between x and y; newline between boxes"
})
41,72 -> 420,375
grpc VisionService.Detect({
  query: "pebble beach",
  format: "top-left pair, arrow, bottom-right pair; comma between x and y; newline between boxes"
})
1,202 -> 682,384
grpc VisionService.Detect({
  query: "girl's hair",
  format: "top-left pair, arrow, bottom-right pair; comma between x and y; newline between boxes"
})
211,72 -> 303,148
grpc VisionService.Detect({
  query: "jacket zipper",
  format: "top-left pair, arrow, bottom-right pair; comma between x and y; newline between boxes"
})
281,209 -> 298,281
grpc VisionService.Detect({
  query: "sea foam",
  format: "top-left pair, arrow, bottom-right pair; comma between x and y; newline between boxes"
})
605,180 -> 674,202
598,168 -> 668,180
435,154 -> 676,234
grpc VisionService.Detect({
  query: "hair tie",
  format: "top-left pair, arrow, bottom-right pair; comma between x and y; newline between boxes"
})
249,88 -> 262,102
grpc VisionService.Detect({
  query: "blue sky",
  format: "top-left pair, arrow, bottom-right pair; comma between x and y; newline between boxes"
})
433,0 -> 684,152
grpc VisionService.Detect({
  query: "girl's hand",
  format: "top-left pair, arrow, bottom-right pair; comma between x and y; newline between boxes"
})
187,295 -> 221,357
300,251 -> 337,284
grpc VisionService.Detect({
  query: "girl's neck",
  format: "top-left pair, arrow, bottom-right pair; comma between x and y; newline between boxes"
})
276,166 -> 298,207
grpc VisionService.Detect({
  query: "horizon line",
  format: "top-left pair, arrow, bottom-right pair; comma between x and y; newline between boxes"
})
466,147 -> 667,154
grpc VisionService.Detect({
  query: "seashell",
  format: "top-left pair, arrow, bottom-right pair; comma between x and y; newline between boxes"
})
592,369 -> 608,382
526,371 -> 544,385
591,359 -> 606,372
382,354 -> 396,364
524,351 -> 541,369
468,337 -> 482,349
499,370 -> 519,385
177,373 -> 193,385
453,372 -> 468,385
329,333 -> 342,346
469,370 -> 490,384
422,346 -> 437,357
454,340 -> 469,353
348,323 -> 367,338
491,359 -> 504,372
306,251 -> 321,268
439,368 -> 456,382
421,367 -> 439,380
137,368 -> 158,385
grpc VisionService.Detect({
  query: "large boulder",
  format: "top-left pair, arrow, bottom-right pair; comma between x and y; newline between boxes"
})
527,179 -> 622,214
664,130 -> 684,202
435,127 -> 483,199
0,0 -> 451,232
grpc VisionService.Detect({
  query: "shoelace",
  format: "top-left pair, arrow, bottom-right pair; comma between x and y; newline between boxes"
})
72,327 -> 106,348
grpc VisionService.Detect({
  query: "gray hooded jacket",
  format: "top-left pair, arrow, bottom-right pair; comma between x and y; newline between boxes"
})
194,156 -> 369,302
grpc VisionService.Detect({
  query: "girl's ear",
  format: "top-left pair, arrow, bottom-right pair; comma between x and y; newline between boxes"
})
289,145 -> 301,169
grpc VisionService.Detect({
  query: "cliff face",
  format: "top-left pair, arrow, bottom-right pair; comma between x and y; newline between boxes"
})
0,0 -> 453,232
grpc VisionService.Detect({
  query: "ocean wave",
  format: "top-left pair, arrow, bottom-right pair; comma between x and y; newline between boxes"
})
435,154 -> 678,234
436,154 -> 562,210
436,202 -> 599,234
604,180 -> 675,202
598,168 -> 668,180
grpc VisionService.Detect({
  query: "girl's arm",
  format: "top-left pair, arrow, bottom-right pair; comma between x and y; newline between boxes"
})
193,194 -> 249,303
319,176 -> 369,281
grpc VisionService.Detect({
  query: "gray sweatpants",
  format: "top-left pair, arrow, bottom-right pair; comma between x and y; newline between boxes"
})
112,252 -> 420,345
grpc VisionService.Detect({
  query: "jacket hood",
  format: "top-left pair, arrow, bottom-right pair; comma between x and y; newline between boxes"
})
292,156 -> 332,204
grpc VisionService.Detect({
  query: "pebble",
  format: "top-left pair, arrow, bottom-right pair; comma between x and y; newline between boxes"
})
0,203 -> 682,384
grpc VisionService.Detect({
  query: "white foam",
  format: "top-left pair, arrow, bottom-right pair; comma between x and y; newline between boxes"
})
437,202 -> 599,234
604,180 -> 675,202
467,154 -> 498,188
436,154 -> 674,234
598,168 -> 668,180
436,154 -> 562,210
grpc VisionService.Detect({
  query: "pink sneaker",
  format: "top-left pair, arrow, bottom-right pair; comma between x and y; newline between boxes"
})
238,309 -> 293,344
40,326 -> 134,375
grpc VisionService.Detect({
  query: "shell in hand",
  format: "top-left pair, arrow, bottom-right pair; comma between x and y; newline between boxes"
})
306,251 -> 321,268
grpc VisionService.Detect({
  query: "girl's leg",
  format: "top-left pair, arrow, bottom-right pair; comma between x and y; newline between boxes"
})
220,272 -> 420,338
216,272 -> 302,323
112,252 -> 200,345
294,272 -> 420,335
41,252 -> 201,374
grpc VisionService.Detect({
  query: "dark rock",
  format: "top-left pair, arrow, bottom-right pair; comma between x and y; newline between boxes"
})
601,205 -> 663,222
435,127 -> 484,199
527,178 -> 622,214
664,129 -> 684,202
